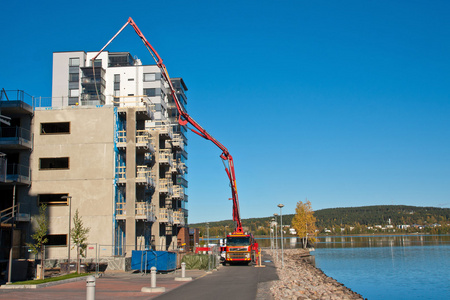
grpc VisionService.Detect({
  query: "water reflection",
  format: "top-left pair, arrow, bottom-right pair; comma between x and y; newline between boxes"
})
256,234 -> 450,249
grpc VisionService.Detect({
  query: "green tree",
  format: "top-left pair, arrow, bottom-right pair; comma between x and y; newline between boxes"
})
27,204 -> 48,279
71,209 -> 90,273
291,200 -> 317,248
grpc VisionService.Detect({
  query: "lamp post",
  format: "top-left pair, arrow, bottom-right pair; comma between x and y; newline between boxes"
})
61,196 -> 72,267
277,204 -> 284,267
206,222 -> 210,271
273,213 -> 278,262
270,218 -> 275,252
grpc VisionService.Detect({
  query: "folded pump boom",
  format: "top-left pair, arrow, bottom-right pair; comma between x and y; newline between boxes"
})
92,17 -> 243,234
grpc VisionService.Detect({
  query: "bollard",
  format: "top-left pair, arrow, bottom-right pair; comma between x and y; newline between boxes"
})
151,266 -> 157,288
86,275 -> 96,300
142,266 -> 166,292
175,262 -> 192,281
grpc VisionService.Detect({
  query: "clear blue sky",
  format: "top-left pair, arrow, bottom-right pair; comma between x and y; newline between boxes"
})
1,1 -> 449,223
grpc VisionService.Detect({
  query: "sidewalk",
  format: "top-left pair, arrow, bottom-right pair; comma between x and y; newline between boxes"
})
0,269 -> 208,300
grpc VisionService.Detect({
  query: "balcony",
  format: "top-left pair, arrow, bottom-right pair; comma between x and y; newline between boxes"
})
135,202 -> 156,222
172,185 -> 184,200
6,163 -> 30,184
81,77 -> 106,86
115,202 -> 126,220
172,134 -> 184,151
159,178 -> 173,194
0,127 -> 32,150
159,149 -> 173,167
178,162 -> 188,175
173,211 -> 185,226
80,94 -> 105,106
136,130 -> 153,152
176,175 -> 188,188
136,166 -> 154,187
117,130 -> 126,148
116,166 -> 126,184
158,125 -> 173,140
0,204 -> 30,224
159,208 -> 174,225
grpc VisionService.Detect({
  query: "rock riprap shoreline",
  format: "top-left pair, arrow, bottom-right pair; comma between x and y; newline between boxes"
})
269,249 -> 364,300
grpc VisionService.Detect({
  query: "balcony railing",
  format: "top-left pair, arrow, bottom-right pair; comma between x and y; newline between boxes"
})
116,166 -> 126,183
176,175 -> 188,188
136,130 -> 152,151
135,202 -> 156,222
159,208 -> 174,225
159,178 -> 173,194
158,125 -> 173,139
172,134 -> 184,150
81,77 -> 106,86
173,211 -> 185,226
115,202 -> 126,220
117,130 -> 126,147
172,185 -> 184,199
0,126 -> 32,149
136,166 -> 154,187
159,149 -> 173,166
7,163 -> 30,183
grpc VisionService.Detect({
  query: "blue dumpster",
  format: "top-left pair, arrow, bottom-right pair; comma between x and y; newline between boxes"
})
131,250 -> 177,272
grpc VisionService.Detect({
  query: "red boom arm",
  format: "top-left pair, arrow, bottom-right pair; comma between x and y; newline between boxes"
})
94,18 -> 243,233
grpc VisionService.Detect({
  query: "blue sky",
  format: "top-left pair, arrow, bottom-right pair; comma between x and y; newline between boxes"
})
1,1 -> 449,223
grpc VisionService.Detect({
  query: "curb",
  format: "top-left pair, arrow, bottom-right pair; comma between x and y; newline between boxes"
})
0,275 -> 93,289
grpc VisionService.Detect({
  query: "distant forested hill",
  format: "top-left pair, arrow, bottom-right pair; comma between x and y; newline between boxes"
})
314,205 -> 450,228
190,205 -> 450,236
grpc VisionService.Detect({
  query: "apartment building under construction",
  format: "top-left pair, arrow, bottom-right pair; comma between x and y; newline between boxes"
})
29,51 -> 189,259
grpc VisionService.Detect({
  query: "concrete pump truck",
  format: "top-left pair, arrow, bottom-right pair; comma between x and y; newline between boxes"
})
93,18 -> 259,265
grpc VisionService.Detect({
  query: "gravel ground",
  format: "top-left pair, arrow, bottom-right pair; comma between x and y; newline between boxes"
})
268,249 -> 365,300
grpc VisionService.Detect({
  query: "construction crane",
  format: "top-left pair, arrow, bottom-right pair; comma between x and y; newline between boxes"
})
93,17 -> 244,234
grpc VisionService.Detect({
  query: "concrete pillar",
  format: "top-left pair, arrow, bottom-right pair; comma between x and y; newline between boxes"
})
125,108 -> 137,256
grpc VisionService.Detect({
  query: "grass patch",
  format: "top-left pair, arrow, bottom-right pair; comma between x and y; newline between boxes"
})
12,272 -> 90,285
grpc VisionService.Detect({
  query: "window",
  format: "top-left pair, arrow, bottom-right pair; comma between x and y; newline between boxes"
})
41,122 -> 70,134
45,234 -> 67,246
143,73 -> 156,82
93,59 -> 102,67
114,74 -> 120,82
69,89 -> 79,97
69,58 -> 80,67
143,88 -> 161,97
38,194 -> 69,205
128,78 -> 134,81
40,157 -> 69,170
69,73 -> 79,82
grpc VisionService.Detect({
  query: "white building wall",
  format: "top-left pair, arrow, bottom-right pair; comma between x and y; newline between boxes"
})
52,51 -> 86,107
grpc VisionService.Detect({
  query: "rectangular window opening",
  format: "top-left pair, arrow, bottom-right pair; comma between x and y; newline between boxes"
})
69,58 -> 80,67
40,157 -> 69,170
45,234 -> 67,246
41,122 -> 70,134
39,194 -> 69,206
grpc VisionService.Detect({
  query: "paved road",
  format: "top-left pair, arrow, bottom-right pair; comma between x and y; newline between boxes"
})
155,254 -> 278,300
0,252 -> 278,300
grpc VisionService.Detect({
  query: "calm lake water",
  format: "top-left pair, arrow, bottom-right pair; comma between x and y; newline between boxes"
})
256,235 -> 450,300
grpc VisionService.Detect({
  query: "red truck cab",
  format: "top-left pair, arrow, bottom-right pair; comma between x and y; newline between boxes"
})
223,232 -> 258,265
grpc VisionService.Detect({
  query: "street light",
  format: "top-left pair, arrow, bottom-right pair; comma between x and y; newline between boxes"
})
206,222 -> 210,271
270,218 -> 275,252
61,196 -> 72,266
273,213 -> 278,262
277,204 -> 284,268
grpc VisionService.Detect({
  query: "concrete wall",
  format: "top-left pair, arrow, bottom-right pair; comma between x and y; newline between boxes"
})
30,106 -> 116,259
